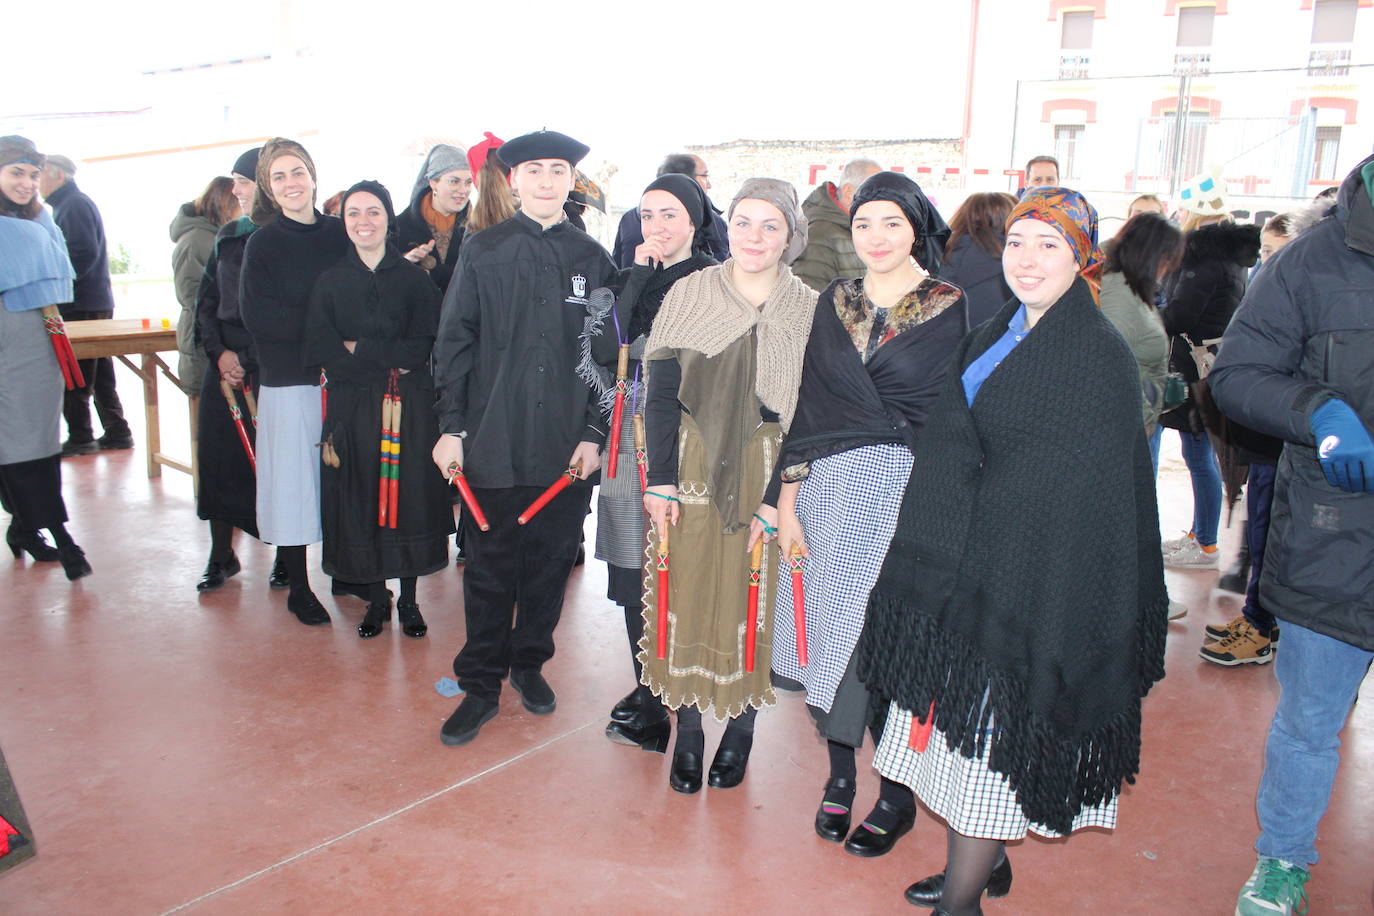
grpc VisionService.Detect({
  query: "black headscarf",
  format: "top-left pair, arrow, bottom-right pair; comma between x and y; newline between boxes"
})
341,179 -> 398,246
641,173 -> 711,257
850,171 -> 951,273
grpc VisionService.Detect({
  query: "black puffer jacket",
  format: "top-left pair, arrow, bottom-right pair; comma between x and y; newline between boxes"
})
1209,153 -> 1374,650
1159,220 -> 1260,432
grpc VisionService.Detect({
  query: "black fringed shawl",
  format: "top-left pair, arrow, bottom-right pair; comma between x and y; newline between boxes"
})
856,277 -> 1168,835
778,277 -> 968,469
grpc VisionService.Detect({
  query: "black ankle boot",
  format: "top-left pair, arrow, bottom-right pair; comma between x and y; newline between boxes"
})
58,543 -> 92,580
358,598 -> 391,639
7,527 -> 59,562
397,599 -> 426,638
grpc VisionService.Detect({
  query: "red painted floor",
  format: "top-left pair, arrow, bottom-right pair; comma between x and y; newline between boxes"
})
0,398 -> 1371,915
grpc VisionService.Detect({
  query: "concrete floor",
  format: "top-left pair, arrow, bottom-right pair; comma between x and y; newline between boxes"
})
0,398 -> 1371,915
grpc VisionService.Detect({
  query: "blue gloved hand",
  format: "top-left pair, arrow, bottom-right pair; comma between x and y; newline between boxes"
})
1310,399 -> 1374,493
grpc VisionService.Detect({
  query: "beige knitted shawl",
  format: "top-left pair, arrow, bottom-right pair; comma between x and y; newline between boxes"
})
644,260 -> 817,431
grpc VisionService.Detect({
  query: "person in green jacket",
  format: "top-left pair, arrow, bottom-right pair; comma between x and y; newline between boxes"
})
792,159 -> 881,291
170,177 -> 239,396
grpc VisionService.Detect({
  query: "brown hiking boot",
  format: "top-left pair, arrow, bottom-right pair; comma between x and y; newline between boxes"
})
1200,620 -> 1274,666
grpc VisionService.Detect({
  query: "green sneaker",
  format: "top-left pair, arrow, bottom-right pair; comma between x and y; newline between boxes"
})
1236,857 -> 1310,915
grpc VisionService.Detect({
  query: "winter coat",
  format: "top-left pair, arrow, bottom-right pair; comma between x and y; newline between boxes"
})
1098,272 -> 1170,434
1209,155 -> 1374,651
395,185 -> 467,294
792,183 -> 865,292
938,234 -> 1013,329
43,179 -> 115,317
170,203 -> 218,395
1158,220 -> 1260,432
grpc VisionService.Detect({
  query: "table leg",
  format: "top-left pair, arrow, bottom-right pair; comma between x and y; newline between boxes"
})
142,352 -> 160,478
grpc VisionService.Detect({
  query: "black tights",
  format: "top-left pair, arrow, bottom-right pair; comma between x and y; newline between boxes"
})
939,827 -> 1005,916
674,705 -> 757,757
367,577 -> 417,604
622,601 -> 665,715
280,545 -> 310,596
209,519 -> 234,562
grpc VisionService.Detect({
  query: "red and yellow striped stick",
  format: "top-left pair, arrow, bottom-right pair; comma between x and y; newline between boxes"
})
517,461 -> 582,525
387,388 -> 401,529
655,523 -> 671,659
378,381 -> 393,528
790,545 -> 808,667
744,539 -> 765,673
606,344 -> 630,479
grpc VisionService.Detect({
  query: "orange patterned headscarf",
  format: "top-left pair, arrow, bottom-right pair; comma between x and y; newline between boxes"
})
1006,187 -> 1104,301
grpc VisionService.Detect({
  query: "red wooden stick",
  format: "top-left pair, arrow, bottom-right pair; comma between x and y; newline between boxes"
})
447,463 -> 490,531
908,700 -> 936,752
790,545 -> 808,667
220,380 -> 256,471
744,539 -> 764,673
606,344 -> 630,479
517,462 -> 581,525
387,395 -> 401,529
655,524 -> 670,659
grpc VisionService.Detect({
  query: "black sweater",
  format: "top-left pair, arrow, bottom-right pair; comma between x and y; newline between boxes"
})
197,217 -> 258,368
239,211 -> 349,386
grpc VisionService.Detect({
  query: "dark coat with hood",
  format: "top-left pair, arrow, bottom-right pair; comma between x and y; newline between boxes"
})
44,179 -> 115,317
1158,220 -> 1260,432
395,186 -> 468,294
1209,154 -> 1374,651
793,183 -> 866,292
938,234 -> 1013,329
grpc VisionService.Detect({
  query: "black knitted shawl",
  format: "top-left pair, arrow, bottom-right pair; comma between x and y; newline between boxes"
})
857,277 -> 1168,835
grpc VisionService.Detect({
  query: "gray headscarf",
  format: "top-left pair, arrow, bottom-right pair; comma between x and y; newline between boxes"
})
411,144 -> 468,199
729,178 -> 809,264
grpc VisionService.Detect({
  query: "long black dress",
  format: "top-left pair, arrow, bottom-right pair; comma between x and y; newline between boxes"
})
303,245 -> 453,582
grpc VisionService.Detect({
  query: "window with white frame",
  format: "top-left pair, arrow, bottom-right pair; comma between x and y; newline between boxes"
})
1055,125 -> 1084,180
1313,126 -> 1342,181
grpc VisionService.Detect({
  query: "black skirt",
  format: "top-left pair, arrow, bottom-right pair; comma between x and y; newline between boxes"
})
319,374 -> 454,582
0,455 -> 66,531
195,363 -> 260,537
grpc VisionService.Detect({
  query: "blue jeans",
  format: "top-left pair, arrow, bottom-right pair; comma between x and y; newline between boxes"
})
1178,430 -> 1222,546
1148,426 -> 1162,477
1255,622 -> 1373,868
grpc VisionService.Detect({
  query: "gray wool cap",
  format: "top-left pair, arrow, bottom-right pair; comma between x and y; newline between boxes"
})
729,177 -> 810,264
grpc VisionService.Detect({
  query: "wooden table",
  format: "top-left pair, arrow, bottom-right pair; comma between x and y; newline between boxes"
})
65,319 -> 197,480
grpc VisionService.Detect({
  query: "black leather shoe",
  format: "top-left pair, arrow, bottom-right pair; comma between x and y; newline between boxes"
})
610,688 -> 641,723
669,751 -> 703,794
707,745 -> 751,789
287,590 -> 330,625
7,527 -> 59,562
196,553 -> 242,592
605,711 -> 670,753
357,598 -> 391,638
844,800 -> 916,858
331,578 -> 371,601
97,433 -> 135,450
58,543 -> 93,580
268,557 -> 289,590
510,669 -> 556,714
397,599 -> 427,638
814,777 -> 856,842
904,853 -> 1012,908
440,695 -> 498,746
60,438 -> 98,458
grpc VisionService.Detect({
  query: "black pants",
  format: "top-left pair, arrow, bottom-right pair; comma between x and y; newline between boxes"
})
1242,463 -> 1278,635
0,455 -> 67,530
454,484 -> 591,700
61,310 -> 130,443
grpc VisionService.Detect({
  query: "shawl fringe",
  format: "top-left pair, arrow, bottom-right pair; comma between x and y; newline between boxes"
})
859,590 -> 1168,835
576,288 -> 618,415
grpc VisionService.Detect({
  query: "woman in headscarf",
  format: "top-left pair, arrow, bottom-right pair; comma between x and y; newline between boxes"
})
0,135 -> 90,579
858,188 -> 1168,914
771,172 -> 967,858
396,144 -> 471,294
305,181 -> 453,639
240,137 -> 349,625
640,178 -> 816,794
585,174 -> 719,752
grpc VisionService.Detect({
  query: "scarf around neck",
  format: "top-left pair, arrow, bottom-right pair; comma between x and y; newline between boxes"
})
644,260 -> 817,431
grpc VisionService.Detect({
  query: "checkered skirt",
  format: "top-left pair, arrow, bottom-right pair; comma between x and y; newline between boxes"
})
771,444 -> 912,713
873,700 -> 1119,840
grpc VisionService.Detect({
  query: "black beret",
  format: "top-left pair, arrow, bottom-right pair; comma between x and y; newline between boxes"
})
495,130 -> 590,169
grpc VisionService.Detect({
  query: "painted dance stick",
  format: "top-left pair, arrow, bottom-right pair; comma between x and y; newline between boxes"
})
790,545 -> 808,667
320,369 -> 328,422
517,461 -> 582,525
242,385 -> 258,428
387,384 -> 401,529
908,701 -> 936,753
378,378 -> 394,528
220,379 -> 256,471
40,305 -> 85,389
744,538 -> 765,673
606,343 -> 630,479
632,414 -> 648,494
655,523 -> 670,659
446,462 -> 490,531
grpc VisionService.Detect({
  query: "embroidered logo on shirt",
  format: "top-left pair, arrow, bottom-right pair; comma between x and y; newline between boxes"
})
565,273 -> 589,305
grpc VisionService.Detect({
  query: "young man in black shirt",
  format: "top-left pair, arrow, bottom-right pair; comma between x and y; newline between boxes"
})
432,130 -> 615,746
